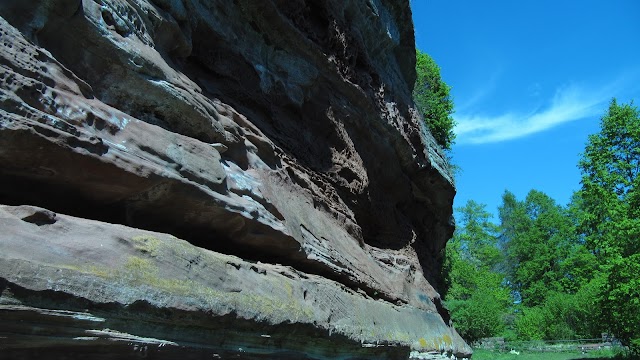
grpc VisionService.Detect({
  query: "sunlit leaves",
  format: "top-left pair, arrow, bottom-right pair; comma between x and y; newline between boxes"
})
413,50 -> 456,150
499,190 -> 590,307
577,99 -> 640,350
443,200 -> 510,341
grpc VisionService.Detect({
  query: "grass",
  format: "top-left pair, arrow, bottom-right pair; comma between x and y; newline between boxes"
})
472,348 -> 622,360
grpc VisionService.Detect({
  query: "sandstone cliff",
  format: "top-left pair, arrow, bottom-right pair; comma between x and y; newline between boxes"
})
0,0 -> 471,358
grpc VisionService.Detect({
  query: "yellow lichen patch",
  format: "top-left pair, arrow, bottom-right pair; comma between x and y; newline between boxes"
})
223,279 -> 314,323
56,248 -> 316,327
59,264 -> 111,279
125,256 -> 155,274
442,334 -> 453,346
123,256 -> 162,286
131,235 -> 162,257
388,331 -> 411,343
122,256 -> 194,296
283,281 -> 293,297
416,335 -> 454,351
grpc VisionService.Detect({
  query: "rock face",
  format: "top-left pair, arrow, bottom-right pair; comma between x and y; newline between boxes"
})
0,0 -> 470,359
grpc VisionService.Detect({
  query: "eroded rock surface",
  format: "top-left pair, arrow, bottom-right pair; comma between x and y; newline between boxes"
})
0,0 -> 469,358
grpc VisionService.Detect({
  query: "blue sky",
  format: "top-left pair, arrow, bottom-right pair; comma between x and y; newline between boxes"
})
411,1 -> 640,217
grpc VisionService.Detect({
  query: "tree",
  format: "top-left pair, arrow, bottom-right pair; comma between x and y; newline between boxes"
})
443,200 -> 510,342
577,99 -> 640,351
498,190 -> 601,341
514,292 -> 593,341
498,190 -> 586,307
444,200 -> 503,300
413,50 -> 456,150
447,288 -> 507,343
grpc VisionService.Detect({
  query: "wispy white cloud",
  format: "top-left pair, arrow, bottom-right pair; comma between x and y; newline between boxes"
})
454,76 -> 636,145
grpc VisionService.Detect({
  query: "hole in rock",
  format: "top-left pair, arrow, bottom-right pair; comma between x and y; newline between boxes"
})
21,209 -> 57,226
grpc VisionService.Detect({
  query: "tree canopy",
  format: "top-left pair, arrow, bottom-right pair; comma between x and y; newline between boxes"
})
413,50 -> 456,150
443,201 -> 510,342
577,99 -> 640,350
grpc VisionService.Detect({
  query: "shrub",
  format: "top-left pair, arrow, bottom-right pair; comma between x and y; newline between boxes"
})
515,306 -> 545,340
448,289 -> 506,342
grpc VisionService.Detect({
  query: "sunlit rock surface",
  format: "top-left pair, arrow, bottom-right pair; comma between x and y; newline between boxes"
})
0,0 -> 470,358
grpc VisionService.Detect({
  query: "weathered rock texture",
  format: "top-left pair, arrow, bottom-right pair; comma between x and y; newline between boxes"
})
0,0 -> 470,358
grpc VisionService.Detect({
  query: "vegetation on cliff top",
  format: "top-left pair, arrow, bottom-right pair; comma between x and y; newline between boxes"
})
443,100 -> 640,355
413,50 -> 456,150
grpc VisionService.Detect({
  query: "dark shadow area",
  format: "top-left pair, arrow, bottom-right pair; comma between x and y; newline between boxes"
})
1,282 -> 411,360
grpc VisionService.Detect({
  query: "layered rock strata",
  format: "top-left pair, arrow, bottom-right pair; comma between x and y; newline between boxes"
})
0,0 -> 470,358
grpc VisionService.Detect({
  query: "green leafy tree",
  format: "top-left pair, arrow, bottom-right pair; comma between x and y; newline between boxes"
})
514,306 -> 546,340
577,99 -> 640,351
498,190 -> 601,341
413,50 -> 456,150
499,190 -> 589,307
514,275 -> 607,341
443,200 -> 510,341
447,288 -> 507,343
514,292 -> 584,340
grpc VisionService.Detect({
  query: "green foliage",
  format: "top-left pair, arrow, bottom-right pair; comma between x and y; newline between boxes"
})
602,255 -> 640,352
444,200 -> 511,342
577,99 -> 640,350
515,306 -> 546,340
413,50 -> 456,150
448,288 -> 507,342
541,293 -> 577,340
513,290 -> 600,341
578,99 -> 640,258
499,190 -> 594,307
571,274 -> 607,339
